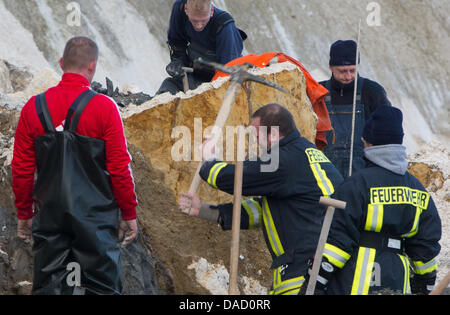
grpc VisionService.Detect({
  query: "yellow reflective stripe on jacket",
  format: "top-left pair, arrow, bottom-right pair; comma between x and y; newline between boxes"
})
242,199 -> 262,230
412,258 -> 438,275
323,243 -> 351,269
262,197 -> 285,257
398,254 -> 411,294
365,204 -> 384,232
402,206 -> 423,238
351,247 -> 376,295
309,162 -> 334,197
269,266 -> 305,295
369,186 -> 430,209
305,148 -> 334,197
207,162 -> 227,189
311,163 -> 334,197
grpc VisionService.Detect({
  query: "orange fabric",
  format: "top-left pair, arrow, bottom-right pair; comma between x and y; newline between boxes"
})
211,52 -> 331,150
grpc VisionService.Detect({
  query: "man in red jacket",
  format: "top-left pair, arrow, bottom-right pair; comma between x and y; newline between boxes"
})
12,37 -> 138,294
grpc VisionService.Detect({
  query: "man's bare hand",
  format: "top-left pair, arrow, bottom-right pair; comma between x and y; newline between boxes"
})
17,219 -> 33,244
178,192 -> 201,216
118,219 -> 138,247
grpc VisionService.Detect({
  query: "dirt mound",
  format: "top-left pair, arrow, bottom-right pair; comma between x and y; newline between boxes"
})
128,144 -> 272,294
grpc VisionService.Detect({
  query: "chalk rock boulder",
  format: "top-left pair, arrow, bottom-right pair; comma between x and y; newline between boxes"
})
123,62 -> 317,205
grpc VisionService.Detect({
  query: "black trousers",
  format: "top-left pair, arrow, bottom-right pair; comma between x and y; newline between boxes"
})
31,206 -> 122,295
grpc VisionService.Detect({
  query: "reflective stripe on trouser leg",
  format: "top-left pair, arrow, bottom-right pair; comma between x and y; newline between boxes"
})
269,266 -> 305,295
351,247 -> 376,295
398,254 -> 411,294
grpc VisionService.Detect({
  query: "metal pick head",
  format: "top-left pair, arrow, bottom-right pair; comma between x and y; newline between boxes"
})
234,71 -> 288,93
194,58 -> 288,94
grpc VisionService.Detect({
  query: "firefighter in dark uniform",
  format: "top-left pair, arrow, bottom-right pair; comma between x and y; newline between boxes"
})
305,105 -> 442,295
156,0 -> 245,95
178,104 -> 343,295
320,40 -> 391,178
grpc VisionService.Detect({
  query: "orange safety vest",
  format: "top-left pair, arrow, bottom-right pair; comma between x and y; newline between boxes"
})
211,52 -> 332,150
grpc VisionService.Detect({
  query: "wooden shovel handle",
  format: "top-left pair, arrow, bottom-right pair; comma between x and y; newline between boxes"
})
306,197 -> 346,295
228,160 -> 244,295
429,272 -> 450,295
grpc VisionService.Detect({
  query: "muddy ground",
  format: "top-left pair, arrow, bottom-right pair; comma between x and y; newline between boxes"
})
128,143 -> 272,294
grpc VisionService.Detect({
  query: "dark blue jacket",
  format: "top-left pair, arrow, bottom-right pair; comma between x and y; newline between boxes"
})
168,0 -> 243,65
323,158 -> 441,295
199,130 -> 344,275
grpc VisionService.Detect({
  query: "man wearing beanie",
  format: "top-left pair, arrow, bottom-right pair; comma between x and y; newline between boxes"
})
303,105 -> 442,295
320,40 -> 391,178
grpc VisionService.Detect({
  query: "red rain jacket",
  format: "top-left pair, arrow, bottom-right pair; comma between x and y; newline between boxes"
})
12,73 -> 138,220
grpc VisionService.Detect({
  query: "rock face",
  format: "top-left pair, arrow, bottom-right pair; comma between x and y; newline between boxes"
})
123,63 -> 317,205
2,0 -> 448,153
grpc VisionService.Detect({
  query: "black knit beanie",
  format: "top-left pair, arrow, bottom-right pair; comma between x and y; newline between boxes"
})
363,105 -> 404,145
329,40 -> 360,66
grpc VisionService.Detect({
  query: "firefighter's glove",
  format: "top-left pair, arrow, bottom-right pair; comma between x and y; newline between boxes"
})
411,272 -> 437,295
299,258 -> 334,295
166,60 -> 185,78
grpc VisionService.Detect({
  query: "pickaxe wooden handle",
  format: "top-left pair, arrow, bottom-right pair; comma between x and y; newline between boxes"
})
429,272 -> 450,295
228,159 -> 244,295
306,197 -> 346,295
186,81 -> 242,197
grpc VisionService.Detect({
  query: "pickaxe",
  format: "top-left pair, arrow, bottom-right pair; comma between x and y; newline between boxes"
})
183,59 -> 286,295
306,197 -> 346,295
185,59 -> 286,202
